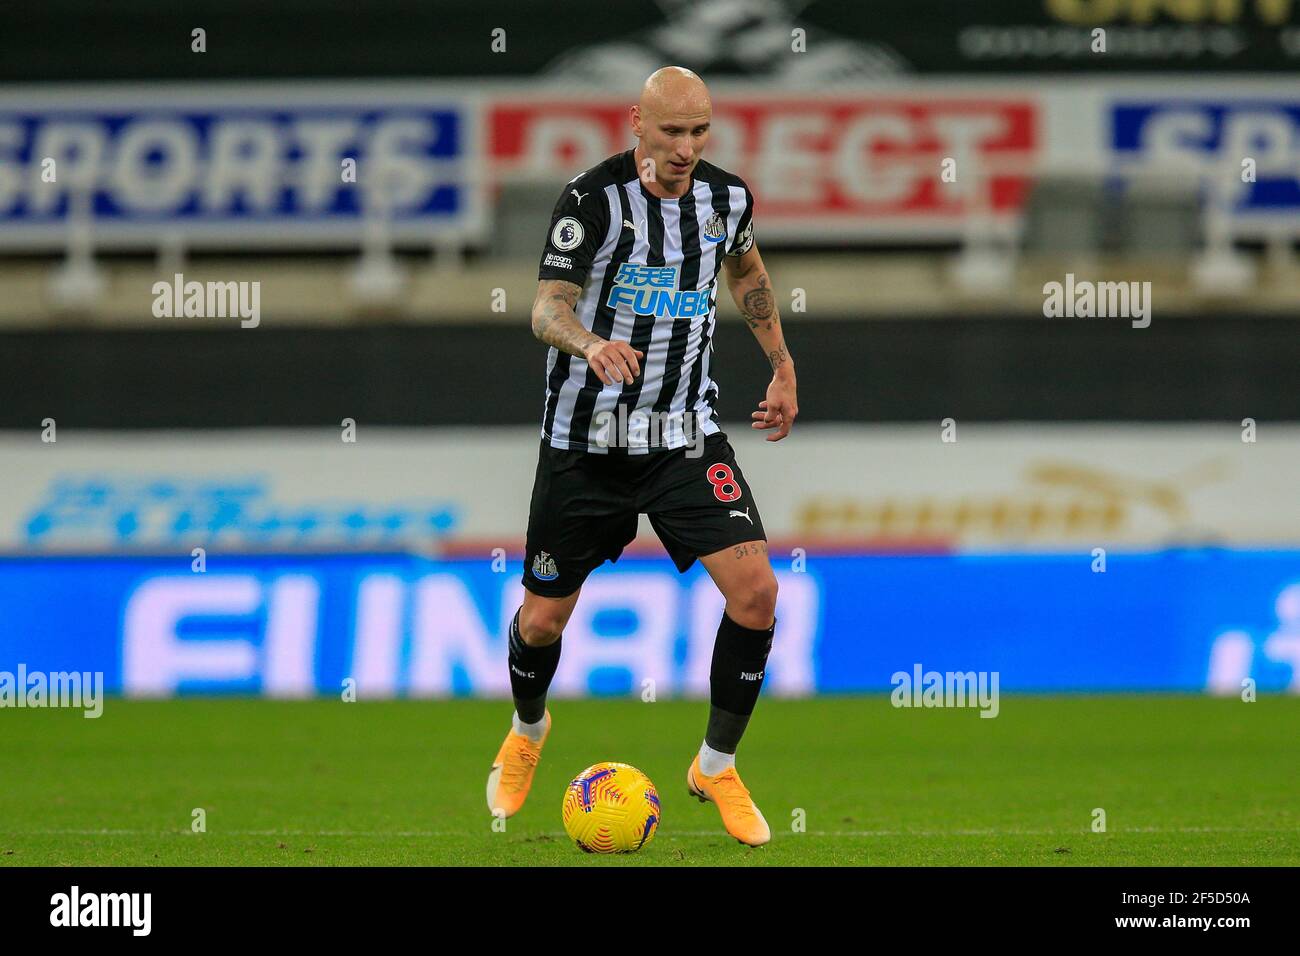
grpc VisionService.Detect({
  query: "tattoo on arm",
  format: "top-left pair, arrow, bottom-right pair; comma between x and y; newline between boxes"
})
532,280 -> 600,357
730,269 -> 791,371
740,273 -> 778,331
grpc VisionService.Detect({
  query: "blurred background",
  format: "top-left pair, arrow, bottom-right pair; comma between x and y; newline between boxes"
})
1,0 -> 1297,699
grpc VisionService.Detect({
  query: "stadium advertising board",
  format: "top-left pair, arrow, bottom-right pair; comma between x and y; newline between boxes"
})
0,550 -> 1296,696
2,425 -> 1297,554
0,85 -> 485,250
1110,92 -> 1300,231
6,80 -> 1300,247
921,0 -> 1300,73
489,93 -> 1040,240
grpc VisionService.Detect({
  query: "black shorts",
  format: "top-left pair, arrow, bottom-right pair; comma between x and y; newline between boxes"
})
522,432 -> 768,597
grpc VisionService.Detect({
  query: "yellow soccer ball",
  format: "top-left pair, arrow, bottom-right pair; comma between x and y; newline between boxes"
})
561,761 -> 661,853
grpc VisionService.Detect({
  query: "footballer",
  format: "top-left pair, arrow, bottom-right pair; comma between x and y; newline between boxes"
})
486,66 -> 797,846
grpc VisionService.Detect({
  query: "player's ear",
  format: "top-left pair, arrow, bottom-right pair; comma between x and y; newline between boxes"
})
629,105 -> 641,136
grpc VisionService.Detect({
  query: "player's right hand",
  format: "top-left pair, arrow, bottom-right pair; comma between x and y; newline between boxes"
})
583,339 -> 644,385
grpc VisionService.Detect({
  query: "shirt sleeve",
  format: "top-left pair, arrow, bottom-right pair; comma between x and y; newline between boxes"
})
537,175 -> 609,286
726,184 -> 755,258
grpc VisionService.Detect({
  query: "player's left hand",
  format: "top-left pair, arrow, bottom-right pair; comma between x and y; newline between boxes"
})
752,377 -> 798,442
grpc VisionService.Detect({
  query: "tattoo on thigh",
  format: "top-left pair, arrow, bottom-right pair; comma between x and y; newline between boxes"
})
733,541 -> 769,559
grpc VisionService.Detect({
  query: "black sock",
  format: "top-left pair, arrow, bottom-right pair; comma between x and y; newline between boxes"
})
507,608 -> 561,724
705,612 -> 775,754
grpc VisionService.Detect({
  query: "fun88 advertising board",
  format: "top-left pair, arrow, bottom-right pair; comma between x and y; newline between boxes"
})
0,83 -> 484,249
2,551 -> 1299,699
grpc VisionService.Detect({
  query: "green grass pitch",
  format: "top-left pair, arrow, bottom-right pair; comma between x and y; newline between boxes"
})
1,696 -> 1296,866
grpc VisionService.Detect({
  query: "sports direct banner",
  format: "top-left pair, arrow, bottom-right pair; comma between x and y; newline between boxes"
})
1,83 -> 1049,245
4,78 -> 1299,247
0,550 -> 1297,696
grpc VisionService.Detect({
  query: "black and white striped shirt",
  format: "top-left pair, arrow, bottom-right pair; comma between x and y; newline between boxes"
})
537,149 -> 755,454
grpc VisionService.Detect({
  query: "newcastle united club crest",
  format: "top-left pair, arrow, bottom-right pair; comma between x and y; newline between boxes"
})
702,212 -> 727,244
532,551 -> 559,581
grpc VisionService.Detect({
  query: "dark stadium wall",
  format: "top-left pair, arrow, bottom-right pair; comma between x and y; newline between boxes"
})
7,0 -> 1296,82
3,317 -> 1297,429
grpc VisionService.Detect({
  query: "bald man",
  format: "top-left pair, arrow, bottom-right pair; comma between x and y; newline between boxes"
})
487,67 -> 798,848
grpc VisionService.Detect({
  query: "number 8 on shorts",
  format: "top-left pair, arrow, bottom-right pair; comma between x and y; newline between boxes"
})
707,463 -> 742,502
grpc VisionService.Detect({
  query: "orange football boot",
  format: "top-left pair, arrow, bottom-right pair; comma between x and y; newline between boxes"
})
485,711 -> 551,817
687,755 -> 771,846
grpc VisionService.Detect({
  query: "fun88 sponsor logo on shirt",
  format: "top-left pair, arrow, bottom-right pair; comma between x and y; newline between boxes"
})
606,264 -> 711,318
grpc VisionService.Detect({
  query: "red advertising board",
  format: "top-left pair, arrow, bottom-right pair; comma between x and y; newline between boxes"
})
489,95 -> 1038,239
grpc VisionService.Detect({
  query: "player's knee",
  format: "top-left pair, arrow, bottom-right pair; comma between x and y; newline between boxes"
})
729,572 -> 778,630
518,603 -> 568,647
